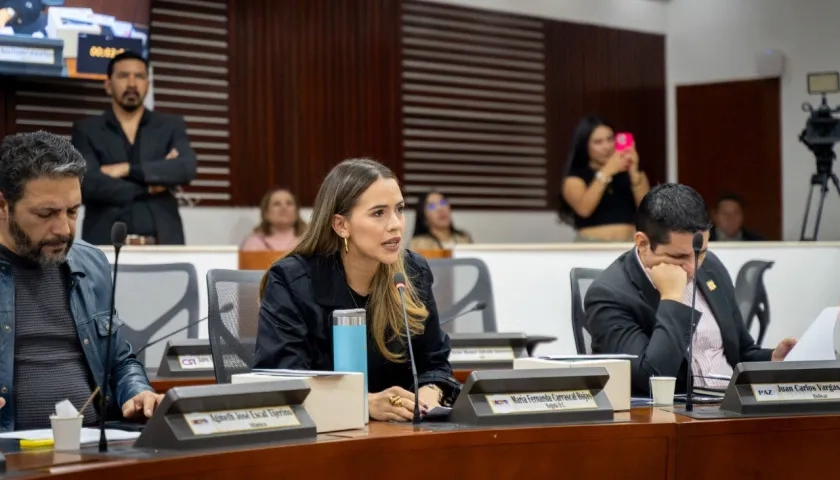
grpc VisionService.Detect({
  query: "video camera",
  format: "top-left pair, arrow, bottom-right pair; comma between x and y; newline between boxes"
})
800,72 -> 840,171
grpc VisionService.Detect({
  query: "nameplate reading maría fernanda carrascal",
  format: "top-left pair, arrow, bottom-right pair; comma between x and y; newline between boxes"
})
751,382 -> 840,402
183,406 -> 300,435
485,390 -> 597,414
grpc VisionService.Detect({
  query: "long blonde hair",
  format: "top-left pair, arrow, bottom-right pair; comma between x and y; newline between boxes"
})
259,158 -> 428,362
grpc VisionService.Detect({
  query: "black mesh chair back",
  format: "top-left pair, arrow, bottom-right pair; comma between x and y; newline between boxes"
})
206,269 -> 264,383
425,257 -> 497,333
735,260 -> 774,346
113,263 -> 200,367
570,268 -> 603,354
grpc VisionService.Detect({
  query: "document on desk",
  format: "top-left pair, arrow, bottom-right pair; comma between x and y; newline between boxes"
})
0,428 -> 140,443
784,307 -> 840,362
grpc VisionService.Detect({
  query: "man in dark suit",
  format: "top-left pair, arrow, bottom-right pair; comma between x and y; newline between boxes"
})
71,51 -> 196,245
709,192 -> 765,241
585,183 -> 796,395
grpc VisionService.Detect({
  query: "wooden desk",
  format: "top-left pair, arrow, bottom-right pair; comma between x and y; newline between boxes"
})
6,409 -> 676,479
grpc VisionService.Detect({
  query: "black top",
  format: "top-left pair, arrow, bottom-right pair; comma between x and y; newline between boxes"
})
568,165 -> 637,229
584,249 -> 771,396
107,109 -> 157,237
0,245 -> 99,430
254,250 -> 460,402
71,108 -> 197,245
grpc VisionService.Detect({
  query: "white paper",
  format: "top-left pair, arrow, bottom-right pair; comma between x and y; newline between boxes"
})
540,354 -> 638,361
0,428 -> 140,443
251,369 -> 350,377
784,307 -> 840,362
54,399 -> 78,418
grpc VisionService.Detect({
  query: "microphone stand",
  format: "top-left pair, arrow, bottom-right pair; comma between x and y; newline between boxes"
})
99,226 -> 125,452
685,234 -> 703,412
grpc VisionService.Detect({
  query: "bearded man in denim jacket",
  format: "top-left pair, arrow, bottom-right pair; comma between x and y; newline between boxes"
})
0,131 -> 162,431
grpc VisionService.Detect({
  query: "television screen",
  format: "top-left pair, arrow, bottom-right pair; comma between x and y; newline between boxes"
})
0,0 -> 150,79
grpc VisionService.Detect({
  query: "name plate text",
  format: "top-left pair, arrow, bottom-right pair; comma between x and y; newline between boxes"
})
0,46 -> 54,65
178,354 -> 214,370
184,406 -> 300,435
486,390 -> 597,414
752,382 -> 840,402
449,347 -> 515,363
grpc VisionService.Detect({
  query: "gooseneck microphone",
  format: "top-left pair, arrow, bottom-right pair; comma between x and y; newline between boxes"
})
99,222 -> 127,452
685,232 -> 705,412
393,272 -> 421,425
134,303 -> 234,357
439,302 -> 487,327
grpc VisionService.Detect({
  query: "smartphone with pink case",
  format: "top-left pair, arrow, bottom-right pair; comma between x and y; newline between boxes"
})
615,132 -> 635,152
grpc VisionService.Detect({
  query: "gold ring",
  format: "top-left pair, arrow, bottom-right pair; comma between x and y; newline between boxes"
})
389,395 -> 401,406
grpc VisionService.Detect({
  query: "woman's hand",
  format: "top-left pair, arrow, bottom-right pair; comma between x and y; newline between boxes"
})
624,147 -> 641,180
601,151 -> 630,177
418,385 -> 442,410
368,386 -> 426,422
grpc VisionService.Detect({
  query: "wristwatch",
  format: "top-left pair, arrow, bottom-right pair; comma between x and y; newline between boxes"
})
595,171 -> 612,184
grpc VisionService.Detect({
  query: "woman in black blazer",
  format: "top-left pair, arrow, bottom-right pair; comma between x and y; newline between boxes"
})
254,158 -> 459,422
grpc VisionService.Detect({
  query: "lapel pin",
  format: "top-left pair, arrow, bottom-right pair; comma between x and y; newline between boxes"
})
706,280 -> 717,291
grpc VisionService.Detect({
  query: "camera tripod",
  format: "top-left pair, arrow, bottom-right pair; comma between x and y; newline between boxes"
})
799,161 -> 840,241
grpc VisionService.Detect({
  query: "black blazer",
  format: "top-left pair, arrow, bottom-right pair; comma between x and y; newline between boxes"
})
254,250 -> 460,402
71,109 -> 197,245
584,249 -> 771,395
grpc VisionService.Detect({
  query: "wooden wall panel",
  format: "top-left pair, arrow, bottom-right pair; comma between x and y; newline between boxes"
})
677,78 -> 782,240
227,0 -> 402,207
545,22 -> 667,211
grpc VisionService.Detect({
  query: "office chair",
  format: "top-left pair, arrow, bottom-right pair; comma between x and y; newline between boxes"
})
206,269 -> 263,383
113,263 -> 200,367
735,260 -> 774,346
569,268 -> 603,355
425,257 -> 497,333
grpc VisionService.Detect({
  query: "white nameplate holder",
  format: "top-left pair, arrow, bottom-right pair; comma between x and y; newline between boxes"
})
449,368 -> 613,426
135,381 -> 316,450
178,355 -> 214,370
717,360 -> 840,417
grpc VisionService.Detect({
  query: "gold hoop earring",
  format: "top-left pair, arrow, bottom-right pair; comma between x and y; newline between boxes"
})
343,236 -> 349,254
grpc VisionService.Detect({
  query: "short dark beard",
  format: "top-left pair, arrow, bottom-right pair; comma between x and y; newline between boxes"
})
8,212 -> 73,267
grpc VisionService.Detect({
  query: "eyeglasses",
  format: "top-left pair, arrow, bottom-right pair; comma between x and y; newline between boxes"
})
425,199 -> 449,211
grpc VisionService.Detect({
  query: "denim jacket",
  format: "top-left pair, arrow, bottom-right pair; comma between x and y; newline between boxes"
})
0,240 -> 153,431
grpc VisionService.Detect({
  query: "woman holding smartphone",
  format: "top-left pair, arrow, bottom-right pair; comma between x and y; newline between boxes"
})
558,115 -> 650,242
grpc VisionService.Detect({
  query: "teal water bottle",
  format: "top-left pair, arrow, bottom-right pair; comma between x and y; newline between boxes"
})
332,308 -> 368,422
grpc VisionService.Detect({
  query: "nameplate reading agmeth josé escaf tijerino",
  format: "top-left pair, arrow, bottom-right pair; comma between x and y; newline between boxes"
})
486,390 -> 598,414
449,347 -> 515,363
751,382 -> 840,402
184,406 -> 300,436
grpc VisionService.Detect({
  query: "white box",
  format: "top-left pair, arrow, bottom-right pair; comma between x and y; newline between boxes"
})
232,372 -> 365,433
513,358 -> 631,411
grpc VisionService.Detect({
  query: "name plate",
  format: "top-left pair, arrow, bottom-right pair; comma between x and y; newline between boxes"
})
184,405 -> 300,436
752,382 -> 840,402
450,347 -> 515,363
178,354 -> 214,370
0,46 -> 54,65
486,390 -> 598,414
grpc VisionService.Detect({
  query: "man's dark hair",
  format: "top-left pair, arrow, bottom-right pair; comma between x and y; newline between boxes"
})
107,50 -> 148,78
716,191 -> 744,209
636,183 -> 711,249
0,131 -> 87,206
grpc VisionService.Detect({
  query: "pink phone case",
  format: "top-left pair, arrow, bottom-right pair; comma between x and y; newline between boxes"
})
615,132 -> 635,152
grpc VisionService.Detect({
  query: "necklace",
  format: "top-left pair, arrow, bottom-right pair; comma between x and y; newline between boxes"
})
346,285 -> 370,310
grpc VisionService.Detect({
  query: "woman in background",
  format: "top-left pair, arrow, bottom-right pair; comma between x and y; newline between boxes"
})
559,115 -> 649,242
254,159 -> 459,422
409,190 -> 472,250
241,188 -> 307,251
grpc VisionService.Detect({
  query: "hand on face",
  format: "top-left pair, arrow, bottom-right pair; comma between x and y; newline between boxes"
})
648,263 -> 688,301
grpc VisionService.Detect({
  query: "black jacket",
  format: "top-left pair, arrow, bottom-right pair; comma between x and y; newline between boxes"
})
709,226 -> 765,241
254,250 -> 460,402
585,249 -> 771,395
72,109 -> 197,245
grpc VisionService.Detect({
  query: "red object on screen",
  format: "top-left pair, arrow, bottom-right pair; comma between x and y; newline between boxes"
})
615,132 -> 635,152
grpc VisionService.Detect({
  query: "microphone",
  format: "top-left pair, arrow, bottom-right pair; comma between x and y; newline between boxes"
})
393,272 -> 421,425
134,303 -> 234,357
100,222 -> 127,452
685,231 -> 704,412
439,301 -> 487,327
